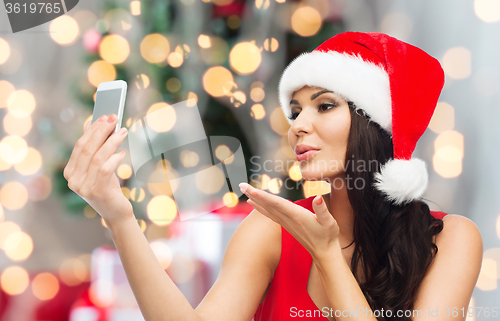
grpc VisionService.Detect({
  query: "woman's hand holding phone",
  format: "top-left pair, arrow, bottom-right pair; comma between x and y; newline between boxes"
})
63,113 -> 133,228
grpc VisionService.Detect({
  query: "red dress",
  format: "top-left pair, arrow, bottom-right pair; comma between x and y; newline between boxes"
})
253,195 -> 448,321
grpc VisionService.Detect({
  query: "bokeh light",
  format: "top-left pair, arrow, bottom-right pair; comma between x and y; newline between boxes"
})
6,89 -> 36,118
31,272 -> 60,300
291,6 -> 322,37
14,147 -> 42,176
288,161 -> 303,181
167,52 -> 184,68
147,195 -> 178,226
202,66 -> 235,97
263,37 -> 279,52
180,150 -> 200,168
3,112 -> 32,136
4,231 -> 33,261
135,73 -> 150,89
49,15 -> 80,45
476,257 -> 497,291
268,178 -> 283,194
428,102 -> 455,134
270,107 -> 290,135
87,60 -> 117,87
59,257 -> 89,286
130,1 -> 141,16
442,47 -> 471,79
434,130 -> 464,162
99,34 -> 130,64
198,34 -> 211,48
474,0 -> 500,22
433,130 -> 464,178
196,166 -> 225,194
250,87 -> 265,102
146,102 -> 176,133
229,42 -> 262,75
1,266 -> 29,295
0,181 -> 28,210
117,164 -> 132,179
0,135 -> 29,164
186,92 -> 198,107
223,192 -> 238,207
250,104 -> 266,120
303,180 -> 330,198
255,0 -> 270,10
230,90 -> 246,107
215,145 -> 234,164
0,221 -> 21,250
140,33 -> 170,64
130,187 -> 146,202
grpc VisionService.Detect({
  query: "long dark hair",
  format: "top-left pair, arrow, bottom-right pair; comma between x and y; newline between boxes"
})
342,101 -> 444,319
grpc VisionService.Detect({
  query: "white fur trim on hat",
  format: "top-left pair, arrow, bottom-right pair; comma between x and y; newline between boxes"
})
279,50 -> 393,134
373,158 -> 429,206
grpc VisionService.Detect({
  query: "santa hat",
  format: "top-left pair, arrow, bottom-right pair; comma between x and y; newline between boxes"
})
279,32 -> 445,206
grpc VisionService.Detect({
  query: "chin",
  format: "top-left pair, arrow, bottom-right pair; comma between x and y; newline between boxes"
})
300,171 -> 331,183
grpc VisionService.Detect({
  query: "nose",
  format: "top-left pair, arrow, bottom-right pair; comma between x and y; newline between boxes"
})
290,110 -> 312,136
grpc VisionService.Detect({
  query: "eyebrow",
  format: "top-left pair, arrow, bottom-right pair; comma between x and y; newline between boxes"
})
290,89 -> 335,105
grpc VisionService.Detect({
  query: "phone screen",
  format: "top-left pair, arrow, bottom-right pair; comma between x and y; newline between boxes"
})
92,88 -> 123,125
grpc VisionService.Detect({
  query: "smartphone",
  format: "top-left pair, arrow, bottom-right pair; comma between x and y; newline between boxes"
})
92,80 -> 127,135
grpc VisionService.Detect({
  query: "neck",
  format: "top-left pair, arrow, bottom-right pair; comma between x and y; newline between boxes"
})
322,174 -> 355,248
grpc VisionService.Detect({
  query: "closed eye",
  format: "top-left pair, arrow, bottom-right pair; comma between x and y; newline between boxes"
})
287,102 -> 338,121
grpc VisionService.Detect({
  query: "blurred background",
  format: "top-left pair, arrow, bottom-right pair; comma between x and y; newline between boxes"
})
0,0 -> 499,320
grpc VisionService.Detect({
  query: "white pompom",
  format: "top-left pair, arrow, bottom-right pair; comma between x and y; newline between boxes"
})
372,158 -> 429,206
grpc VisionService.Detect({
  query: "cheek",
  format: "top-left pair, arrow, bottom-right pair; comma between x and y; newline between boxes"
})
322,113 -> 351,152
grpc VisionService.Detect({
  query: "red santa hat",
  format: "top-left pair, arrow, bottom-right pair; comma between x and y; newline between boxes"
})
279,31 -> 445,206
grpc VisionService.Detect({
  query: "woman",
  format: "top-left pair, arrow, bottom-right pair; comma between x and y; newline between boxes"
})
64,32 -> 483,321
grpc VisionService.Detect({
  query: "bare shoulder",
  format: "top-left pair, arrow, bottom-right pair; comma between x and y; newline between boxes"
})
436,214 -> 483,248
230,208 -> 282,273
194,209 -> 282,321
413,214 -> 483,315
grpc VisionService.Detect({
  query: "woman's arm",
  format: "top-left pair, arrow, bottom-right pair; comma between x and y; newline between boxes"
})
106,211 -> 203,321
313,214 -> 483,321
106,208 -> 280,321
312,242 -> 378,321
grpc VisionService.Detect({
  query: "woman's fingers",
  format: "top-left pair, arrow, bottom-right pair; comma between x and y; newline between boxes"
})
81,127 -> 128,195
64,115 -> 107,180
70,116 -> 119,189
93,150 -> 127,194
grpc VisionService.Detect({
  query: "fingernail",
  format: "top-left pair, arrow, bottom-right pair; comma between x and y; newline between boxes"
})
99,115 -> 107,122
108,114 -> 116,123
316,196 -> 323,205
239,183 -> 247,193
119,128 -> 127,135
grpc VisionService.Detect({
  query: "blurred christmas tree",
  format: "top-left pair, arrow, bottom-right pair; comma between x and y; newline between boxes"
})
54,0 -> 345,217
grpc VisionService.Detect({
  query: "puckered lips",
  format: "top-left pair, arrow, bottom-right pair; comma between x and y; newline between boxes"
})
295,144 -> 320,161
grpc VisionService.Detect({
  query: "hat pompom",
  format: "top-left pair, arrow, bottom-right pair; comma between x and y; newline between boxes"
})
373,158 -> 429,206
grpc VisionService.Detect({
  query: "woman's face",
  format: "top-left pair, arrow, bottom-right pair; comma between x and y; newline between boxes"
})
287,85 -> 351,182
